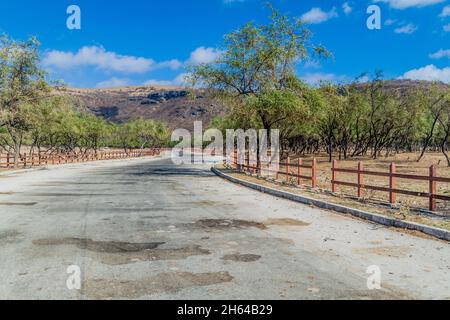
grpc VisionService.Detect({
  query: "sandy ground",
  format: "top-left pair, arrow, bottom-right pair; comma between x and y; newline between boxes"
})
0,155 -> 449,300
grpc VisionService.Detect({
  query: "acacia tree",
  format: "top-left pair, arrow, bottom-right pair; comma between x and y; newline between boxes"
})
189,5 -> 329,161
0,36 -> 48,167
436,102 -> 450,166
416,85 -> 449,162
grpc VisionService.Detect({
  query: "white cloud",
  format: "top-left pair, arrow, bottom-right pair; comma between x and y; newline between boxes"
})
394,23 -> 418,34
43,46 -> 154,74
188,47 -> 223,65
430,49 -> 450,59
144,73 -> 190,87
342,2 -> 353,15
374,0 -> 445,9
153,59 -> 183,70
439,5 -> 450,17
444,23 -> 450,32
301,7 -> 338,24
42,46 -> 182,74
400,64 -> 450,83
96,77 -> 131,88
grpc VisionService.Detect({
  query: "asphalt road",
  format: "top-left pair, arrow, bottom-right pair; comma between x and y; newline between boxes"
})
0,155 -> 449,299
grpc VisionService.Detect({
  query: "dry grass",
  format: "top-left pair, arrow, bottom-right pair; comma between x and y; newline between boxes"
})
277,152 -> 450,214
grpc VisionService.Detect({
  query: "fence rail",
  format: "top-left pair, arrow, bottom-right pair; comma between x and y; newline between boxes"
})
230,149 -> 450,212
230,150 -> 318,188
331,160 -> 450,211
0,149 -> 160,169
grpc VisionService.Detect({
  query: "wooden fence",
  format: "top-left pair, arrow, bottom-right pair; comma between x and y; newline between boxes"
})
230,151 -> 318,188
0,149 -> 160,169
331,160 -> 450,211
230,150 -> 450,212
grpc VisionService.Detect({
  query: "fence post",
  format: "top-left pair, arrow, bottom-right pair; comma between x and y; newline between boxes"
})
6,154 -> 9,168
311,158 -> 317,188
256,156 -> 264,177
358,161 -> 364,198
297,158 -> 302,186
429,165 -> 437,212
247,149 -> 250,173
276,160 -> 279,181
286,157 -> 290,183
23,154 -> 26,168
389,163 -> 396,205
332,160 -> 337,193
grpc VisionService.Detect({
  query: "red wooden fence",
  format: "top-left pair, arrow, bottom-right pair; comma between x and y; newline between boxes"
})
0,149 -> 160,169
230,150 -> 318,188
331,160 -> 450,211
231,150 -> 450,212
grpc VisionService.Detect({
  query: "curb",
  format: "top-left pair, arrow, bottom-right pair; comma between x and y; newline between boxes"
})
211,167 -> 450,242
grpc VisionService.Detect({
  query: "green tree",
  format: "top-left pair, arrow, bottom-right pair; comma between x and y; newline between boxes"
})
189,5 -> 328,161
0,36 -> 49,167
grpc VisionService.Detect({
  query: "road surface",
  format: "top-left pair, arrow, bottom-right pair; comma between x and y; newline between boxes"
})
0,155 -> 449,299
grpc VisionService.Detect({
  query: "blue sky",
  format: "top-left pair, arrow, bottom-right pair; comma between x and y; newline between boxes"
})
0,0 -> 449,87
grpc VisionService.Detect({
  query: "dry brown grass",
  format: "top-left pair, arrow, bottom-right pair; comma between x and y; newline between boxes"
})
271,152 -> 450,214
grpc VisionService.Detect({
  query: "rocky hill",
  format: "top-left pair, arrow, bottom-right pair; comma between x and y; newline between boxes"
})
57,80 -> 448,131
57,85 -> 224,131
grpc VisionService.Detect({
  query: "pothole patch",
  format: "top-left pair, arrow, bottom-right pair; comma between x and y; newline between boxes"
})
33,238 -> 165,253
222,253 -> 262,262
194,219 -> 267,230
33,238 -> 211,265
264,218 -> 311,227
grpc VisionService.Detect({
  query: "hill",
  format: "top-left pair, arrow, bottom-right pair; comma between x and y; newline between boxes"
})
56,80 -> 448,131
56,85 -> 224,131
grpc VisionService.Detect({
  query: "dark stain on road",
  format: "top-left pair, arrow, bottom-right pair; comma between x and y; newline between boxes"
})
194,219 -> 267,230
33,238 -> 165,253
0,230 -> 22,244
33,238 -> 211,265
0,202 -> 37,206
84,271 -> 233,299
32,182 -> 135,187
353,246 -> 411,258
29,193 -> 111,197
99,245 -> 211,265
222,253 -> 262,262
264,218 -> 311,227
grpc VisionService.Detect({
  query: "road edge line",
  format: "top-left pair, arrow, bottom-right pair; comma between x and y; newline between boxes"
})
211,167 -> 450,242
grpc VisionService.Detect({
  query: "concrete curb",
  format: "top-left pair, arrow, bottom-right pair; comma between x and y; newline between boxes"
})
211,167 -> 450,242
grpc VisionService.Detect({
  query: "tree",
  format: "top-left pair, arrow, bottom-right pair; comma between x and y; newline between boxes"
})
189,5 -> 329,161
436,101 -> 450,166
0,36 -> 49,167
416,85 -> 449,162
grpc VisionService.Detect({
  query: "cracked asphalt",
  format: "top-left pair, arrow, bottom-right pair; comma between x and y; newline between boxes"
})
0,155 -> 449,299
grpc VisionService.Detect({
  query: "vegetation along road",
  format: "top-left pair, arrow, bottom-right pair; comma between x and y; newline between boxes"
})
0,155 -> 449,299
